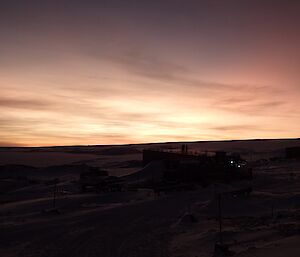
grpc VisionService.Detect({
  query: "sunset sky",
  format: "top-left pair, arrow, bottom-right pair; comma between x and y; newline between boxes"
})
0,0 -> 300,146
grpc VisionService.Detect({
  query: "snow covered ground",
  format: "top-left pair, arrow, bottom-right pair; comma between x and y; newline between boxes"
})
0,139 -> 299,257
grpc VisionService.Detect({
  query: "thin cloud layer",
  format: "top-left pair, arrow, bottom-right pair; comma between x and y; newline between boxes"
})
0,0 -> 299,146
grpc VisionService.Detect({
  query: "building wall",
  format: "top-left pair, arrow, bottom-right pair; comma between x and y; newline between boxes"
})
286,147 -> 300,159
142,149 -> 201,166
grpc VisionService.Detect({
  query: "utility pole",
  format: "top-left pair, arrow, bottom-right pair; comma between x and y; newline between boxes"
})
218,193 -> 223,244
53,178 -> 59,209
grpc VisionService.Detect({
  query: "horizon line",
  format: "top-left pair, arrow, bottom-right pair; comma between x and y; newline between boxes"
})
1,137 -> 299,149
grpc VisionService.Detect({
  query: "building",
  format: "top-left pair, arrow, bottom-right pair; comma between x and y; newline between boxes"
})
142,148 -> 252,183
286,146 -> 300,159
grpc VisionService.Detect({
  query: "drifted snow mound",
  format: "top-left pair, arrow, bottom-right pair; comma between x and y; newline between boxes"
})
205,190 -> 300,218
122,160 -> 165,182
0,165 -> 38,178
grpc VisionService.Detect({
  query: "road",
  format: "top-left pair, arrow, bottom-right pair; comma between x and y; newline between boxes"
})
0,190 -> 211,257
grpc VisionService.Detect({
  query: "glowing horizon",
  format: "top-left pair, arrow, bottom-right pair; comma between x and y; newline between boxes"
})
1,0 -> 300,147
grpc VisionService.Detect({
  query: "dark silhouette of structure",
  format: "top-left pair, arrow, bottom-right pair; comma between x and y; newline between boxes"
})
143,147 -> 252,183
286,146 -> 300,159
79,167 -> 124,192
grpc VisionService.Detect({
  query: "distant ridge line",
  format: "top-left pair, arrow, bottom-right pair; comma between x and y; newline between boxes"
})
0,137 -> 299,149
